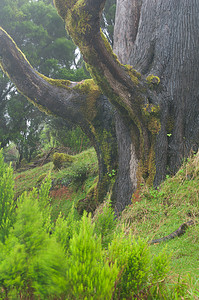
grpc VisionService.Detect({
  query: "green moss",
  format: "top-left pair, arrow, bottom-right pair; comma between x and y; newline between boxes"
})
142,104 -> 161,135
148,118 -> 161,135
146,74 -> 160,89
100,30 -> 120,63
53,0 -> 76,19
53,152 -> 75,170
38,73 -> 71,89
100,130 -> 114,174
166,116 -> 174,134
74,79 -> 100,94
65,0 -> 92,44
136,138 -> 156,189
74,79 -> 101,121
124,65 -> 141,86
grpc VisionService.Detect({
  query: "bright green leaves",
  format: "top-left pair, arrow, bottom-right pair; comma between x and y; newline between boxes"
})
66,212 -> 118,299
0,152 -> 180,298
0,149 -> 15,243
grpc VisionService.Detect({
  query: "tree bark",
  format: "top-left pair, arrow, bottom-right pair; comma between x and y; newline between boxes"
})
0,0 -> 198,212
114,0 -> 199,186
0,27 -> 118,207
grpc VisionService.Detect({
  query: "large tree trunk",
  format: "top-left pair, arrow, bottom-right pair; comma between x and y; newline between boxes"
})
113,0 -> 199,192
0,0 -> 198,212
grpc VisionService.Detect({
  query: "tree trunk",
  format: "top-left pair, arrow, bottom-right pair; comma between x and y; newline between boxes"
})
114,0 -> 199,189
0,0 -> 198,212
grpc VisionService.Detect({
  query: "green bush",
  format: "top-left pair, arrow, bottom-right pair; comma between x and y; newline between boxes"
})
65,212 -> 118,299
0,188 -> 67,299
53,152 -> 75,170
94,199 -> 117,247
54,205 -> 80,253
0,149 -> 15,243
0,149 -> 189,299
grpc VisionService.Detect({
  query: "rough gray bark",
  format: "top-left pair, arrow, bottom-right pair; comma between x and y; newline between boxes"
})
114,0 -> 199,189
113,0 -> 142,63
0,27 -> 118,206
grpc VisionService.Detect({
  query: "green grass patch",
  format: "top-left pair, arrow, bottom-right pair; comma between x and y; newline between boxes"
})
14,148 -> 98,221
119,152 -> 199,293
13,148 -> 199,296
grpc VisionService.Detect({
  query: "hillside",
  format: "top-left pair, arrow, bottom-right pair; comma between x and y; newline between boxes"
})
14,148 -> 199,297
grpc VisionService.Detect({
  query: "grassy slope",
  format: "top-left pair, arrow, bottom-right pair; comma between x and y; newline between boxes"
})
14,148 -> 199,289
120,152 -> 199,289
14,148 -> 98,221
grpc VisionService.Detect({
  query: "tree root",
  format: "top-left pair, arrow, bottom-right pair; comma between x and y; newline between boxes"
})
148,220 -> 194,245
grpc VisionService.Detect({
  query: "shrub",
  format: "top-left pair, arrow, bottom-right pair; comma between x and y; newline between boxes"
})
107,232 -> 174,299
54,205 -> 80,253
53,152 -> 75,170
94,199 -> 117,247
0,149 -> 15,243
0,150 -> 189,299
0,187 -> 67,299
65,212 -> 118,299
70,161 -> 91,185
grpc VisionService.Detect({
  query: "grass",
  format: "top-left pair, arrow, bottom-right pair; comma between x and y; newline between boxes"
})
119,152 -> 199,294
14,162 -> 54,197
14,148 -> 199,296
14,147 -> 98,221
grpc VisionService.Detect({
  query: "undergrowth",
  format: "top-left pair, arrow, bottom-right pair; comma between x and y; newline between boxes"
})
11,149 -> 199,298
120,151 -> 199,297
0,148 -> 194,299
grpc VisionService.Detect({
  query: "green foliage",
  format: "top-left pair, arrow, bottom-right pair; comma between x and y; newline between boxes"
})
0,189 -> 67,299
68,161 -> 91,186
54,205 -> 80,253
57,150 -> 96,187
7,149 -> 199,298
0,149 -> 15,243
108,233 -> 175,299
46,121 -> 91,153
94,199 -> 117,247
53,152 -> 75,170
38,173 -> 52,232
65,212 -> 118,299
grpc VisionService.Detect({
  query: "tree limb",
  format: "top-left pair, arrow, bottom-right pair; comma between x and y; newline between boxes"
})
55,0 -> 148,111
0,27 -> 100,126
148,220 -> 194,245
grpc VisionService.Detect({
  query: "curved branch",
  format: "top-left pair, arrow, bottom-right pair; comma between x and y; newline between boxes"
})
54,0 -> 161,166
0,27 -> 100,126
148,220 -> 194,245
56,0 -> 147,109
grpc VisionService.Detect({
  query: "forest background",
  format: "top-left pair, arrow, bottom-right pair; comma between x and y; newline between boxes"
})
0,0 -> 115,165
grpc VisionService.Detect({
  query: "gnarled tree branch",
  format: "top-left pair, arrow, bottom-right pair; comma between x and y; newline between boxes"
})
0,26 -> 119,207
0,0 -> 164,211
0,27 -> 95,125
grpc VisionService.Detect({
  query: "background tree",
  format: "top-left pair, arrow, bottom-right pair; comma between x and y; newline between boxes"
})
101,0 -> 116,46
0,72 -> 12,148
0,0 -> 91,163
0,0 -> 198,212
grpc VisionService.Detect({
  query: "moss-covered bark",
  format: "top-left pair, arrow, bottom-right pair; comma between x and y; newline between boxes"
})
1,0 -> 183,213
53,0 -> 161,196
